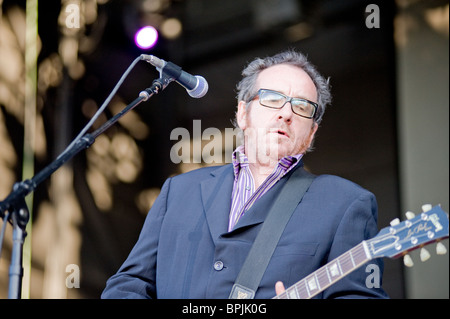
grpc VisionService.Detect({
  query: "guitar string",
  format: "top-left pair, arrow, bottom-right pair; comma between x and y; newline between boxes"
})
276,213 -> 441,299
277,243 -> 369,299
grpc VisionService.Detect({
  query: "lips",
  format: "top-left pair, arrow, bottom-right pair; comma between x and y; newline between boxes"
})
270,128 -> 289,138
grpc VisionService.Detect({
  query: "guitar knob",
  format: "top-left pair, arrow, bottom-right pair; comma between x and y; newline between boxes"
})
390,218 -> 400,226
403,254 -> 414,267
421,204 -> 433,212
420,247 -> 431,262
405,211 -> 415,220
436,242 -> 447,255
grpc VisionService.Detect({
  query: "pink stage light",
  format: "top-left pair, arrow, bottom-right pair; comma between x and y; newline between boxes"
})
134,26 -> 158,49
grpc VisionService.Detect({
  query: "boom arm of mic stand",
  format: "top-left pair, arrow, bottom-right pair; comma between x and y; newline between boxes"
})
0,77 -> 167,298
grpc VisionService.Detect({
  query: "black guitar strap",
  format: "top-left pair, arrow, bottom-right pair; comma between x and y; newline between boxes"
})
229,166 -> 315,299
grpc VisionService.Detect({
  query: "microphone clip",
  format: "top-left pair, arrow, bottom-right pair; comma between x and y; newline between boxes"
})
139,77 -> 171,101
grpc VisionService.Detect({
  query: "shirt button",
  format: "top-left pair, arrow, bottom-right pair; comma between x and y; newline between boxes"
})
214,261 -> 224,271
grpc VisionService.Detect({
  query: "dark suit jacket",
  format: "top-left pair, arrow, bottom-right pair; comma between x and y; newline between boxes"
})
101,162 -> 388,299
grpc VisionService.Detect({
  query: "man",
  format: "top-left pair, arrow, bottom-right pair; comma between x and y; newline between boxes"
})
101,50 -> 388,299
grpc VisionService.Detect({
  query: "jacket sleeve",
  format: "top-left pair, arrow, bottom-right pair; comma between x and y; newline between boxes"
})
322,191 -> 389,299
101,178 -> 171,299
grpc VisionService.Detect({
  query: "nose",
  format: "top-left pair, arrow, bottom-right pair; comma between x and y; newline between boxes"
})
277,101 -> 294,122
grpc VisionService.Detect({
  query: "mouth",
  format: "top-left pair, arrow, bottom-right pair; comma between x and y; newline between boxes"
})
277,130 -> 289,137
272,129 -> 289,138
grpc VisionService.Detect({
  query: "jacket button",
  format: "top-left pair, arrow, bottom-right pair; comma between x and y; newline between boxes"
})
214,261 -> 224,271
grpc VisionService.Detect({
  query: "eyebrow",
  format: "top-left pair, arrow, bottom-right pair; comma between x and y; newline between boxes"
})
266,89 -> 314,102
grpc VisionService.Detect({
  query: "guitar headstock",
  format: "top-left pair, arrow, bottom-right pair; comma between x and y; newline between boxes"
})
367,204 -> 448,266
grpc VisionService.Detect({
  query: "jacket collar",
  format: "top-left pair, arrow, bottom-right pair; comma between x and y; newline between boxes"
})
200,161 -> 304,243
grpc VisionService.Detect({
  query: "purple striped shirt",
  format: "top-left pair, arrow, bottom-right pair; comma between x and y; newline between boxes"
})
228,145 -> 303,231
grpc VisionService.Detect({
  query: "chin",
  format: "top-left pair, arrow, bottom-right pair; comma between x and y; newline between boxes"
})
275,142 -> 295,156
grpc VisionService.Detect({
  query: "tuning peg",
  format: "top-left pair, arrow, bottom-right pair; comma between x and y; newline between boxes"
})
403,254 -> 414,267
422,204 -> 433,212
405,211 -> 415,220
436,242 -> 447,255
390,218 -> 400,226
420,247 -> 431,262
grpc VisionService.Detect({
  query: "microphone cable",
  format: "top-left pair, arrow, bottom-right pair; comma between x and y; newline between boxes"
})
56,55 -> 144,160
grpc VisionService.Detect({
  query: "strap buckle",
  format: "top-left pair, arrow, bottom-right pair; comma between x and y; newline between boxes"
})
229,284 -> 255,299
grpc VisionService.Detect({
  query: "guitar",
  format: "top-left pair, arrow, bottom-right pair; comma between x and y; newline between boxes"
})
273,204 -> 449,299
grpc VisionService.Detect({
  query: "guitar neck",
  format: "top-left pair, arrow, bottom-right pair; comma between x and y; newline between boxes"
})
273,241 -> 372,299
273,205 -> 449,299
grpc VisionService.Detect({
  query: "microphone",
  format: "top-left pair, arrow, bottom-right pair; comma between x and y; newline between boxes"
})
141,55 -> 208,98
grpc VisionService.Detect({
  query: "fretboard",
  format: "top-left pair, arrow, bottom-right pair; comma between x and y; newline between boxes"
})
273,241 -> 371,299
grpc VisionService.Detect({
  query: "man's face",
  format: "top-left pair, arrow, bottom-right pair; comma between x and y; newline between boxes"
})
237,64 -> 319,165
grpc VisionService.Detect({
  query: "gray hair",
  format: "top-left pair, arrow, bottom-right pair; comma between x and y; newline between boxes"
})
232,50 -> 332,149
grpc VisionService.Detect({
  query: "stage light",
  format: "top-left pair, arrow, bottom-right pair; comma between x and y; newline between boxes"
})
134,26 -> 158,49
161,18 -> 182,39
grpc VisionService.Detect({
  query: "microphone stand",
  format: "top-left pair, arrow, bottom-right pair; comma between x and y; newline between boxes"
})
0,76 -> 170,299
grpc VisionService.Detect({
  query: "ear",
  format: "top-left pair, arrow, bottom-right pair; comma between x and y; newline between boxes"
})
236,100 -> 248,131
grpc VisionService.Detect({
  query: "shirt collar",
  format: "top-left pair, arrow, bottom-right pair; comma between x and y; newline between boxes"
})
232,145 -> 303,177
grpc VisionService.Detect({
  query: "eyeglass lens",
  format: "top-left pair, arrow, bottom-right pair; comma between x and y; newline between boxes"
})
259,90 -> 315,118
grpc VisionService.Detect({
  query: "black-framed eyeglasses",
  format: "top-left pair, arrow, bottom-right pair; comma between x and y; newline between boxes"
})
248,89 -> 318,119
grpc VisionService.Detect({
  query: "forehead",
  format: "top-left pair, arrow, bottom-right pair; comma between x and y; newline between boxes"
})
255,64 -> 317,100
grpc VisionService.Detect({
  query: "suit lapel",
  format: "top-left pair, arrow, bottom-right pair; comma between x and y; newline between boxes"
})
231,163 -> 306,233
230,176 -> 287,232
200,162 -> 307,240
200,165 -> 234,243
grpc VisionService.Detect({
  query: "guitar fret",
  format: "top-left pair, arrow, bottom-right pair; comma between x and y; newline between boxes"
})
361,240 -> 371,259
284,278 -> 308,299
298,280 -> 309,299
325,264 -> 332,283
273,243 -> 372,299
286,286 -> 298,299
300,276 -> 312,298
337,258 -> 344,275
294,285 -> 302,299
328,260 -> 341,280
339,252 -> 354,274
349,249 -> 356,267
306,273 -> 319,293
353,244 -> 370,265
316,267 -> 329,290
